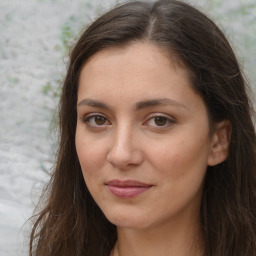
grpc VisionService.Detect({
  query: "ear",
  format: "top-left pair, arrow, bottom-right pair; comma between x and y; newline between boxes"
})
207,120 -> 232,166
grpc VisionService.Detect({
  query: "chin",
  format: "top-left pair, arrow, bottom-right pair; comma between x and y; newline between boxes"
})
104,210 -> 152,229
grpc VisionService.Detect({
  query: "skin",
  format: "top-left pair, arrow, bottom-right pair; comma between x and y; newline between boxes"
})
75,42 -> 229,256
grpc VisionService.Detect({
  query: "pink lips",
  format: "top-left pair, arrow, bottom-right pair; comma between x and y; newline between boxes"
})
106,179 -> 152,198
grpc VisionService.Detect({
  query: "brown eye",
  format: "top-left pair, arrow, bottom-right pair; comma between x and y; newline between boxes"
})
143,114 -> 175,128
83,114 -> 111,127
154,116 -> 167,126
94,116 -> 107,125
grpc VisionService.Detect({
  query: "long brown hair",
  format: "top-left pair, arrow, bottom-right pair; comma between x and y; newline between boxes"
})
30,1 -> 256,255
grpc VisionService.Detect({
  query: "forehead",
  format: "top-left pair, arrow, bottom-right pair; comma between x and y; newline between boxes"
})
79,42 -> 190,89
77,42 -> 203,111
82,42 -> 185,71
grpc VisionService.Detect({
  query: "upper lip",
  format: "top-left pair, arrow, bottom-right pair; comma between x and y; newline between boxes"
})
106,179 -> 152,187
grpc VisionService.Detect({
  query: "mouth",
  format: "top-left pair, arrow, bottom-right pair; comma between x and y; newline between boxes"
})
105,179 -> 153,199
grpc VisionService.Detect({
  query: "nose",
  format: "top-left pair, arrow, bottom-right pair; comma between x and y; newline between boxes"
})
107,125 -> 144,169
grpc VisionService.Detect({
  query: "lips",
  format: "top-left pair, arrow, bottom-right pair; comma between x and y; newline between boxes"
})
106,179 -> 152,198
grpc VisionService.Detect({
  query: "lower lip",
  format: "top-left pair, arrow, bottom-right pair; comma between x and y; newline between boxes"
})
107,185 -> 151,198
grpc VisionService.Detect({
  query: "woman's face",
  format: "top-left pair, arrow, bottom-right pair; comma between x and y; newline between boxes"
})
76,42 -> 216,229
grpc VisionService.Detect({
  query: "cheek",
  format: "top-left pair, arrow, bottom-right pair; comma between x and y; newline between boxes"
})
75,129 -> 106,179
147,138 -> 184,171
145,137 -> 209,218
147,133 -> 210,181
75,133 -> 105,201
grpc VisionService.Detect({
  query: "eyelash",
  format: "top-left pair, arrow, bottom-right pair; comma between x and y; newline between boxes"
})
143,114 -> 175,128
82,113 -> 175,129
82,113 -> 110,128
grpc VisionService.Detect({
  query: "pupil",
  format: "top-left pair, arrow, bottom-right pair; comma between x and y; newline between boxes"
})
95,116 -> 105,125
155,117 -> 166,126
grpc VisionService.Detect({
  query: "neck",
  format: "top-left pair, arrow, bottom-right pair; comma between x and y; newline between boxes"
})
113,212 -> 204,256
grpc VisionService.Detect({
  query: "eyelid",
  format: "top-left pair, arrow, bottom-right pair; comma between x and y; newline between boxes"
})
143,113 -> 176,127
82,112 -> 106,119
79,112 -> 175,129
81,112 -> 111,127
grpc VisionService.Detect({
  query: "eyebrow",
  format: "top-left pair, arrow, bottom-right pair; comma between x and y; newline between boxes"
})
135,98 -> 188,110
77,98 -> 188,110
77,98 -> 109,109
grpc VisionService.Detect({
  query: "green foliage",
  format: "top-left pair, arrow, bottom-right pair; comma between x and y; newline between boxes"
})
60,16 -> 76,53
8,76 -> 19,84
42,81 -> 60,98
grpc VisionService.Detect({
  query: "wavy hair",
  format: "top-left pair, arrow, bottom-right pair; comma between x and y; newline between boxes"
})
30,1 -> 256,255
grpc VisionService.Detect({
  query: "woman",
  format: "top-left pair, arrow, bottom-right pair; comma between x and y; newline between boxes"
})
30,0 -> 256,255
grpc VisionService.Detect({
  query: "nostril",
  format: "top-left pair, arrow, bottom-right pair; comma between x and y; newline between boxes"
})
107,146 -> 144,169
107,148 -> 132,168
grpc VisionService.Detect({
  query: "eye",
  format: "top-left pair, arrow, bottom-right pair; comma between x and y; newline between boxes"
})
144,114 -> 175,128
83,114 -> 111,127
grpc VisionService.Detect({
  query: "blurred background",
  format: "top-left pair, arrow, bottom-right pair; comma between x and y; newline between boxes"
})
0,0 -> 255,255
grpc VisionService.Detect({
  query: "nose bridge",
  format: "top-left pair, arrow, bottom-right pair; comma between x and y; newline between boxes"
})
111,122 -> 134,160
107,122 -> 143,168
115,122 -> 133,150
